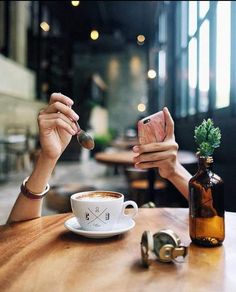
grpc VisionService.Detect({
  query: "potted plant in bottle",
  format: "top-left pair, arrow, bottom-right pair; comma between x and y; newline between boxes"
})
189,119 -> 224,247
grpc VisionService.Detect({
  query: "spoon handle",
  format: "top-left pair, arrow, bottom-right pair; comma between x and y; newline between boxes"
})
74,120 -> 82,134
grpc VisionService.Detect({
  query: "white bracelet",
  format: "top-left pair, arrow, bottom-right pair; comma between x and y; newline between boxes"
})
21,177 -> 50,200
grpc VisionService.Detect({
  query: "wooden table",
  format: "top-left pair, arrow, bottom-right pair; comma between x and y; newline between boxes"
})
0,208 -> 235,291
95,150 -> 135,166
110,138 -> 139,150
95,150 -> 197,203
95,150 -> 197,167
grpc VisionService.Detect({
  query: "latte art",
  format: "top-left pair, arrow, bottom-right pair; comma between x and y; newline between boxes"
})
76,192 -> 121,202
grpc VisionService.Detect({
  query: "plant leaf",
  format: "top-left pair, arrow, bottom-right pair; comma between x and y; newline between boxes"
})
194,118 -> 221,156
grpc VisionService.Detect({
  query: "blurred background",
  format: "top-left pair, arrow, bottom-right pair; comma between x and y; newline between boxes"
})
0,1 -> 235,223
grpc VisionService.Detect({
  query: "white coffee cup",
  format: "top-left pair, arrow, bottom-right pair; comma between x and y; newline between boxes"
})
70,190 -> 138,231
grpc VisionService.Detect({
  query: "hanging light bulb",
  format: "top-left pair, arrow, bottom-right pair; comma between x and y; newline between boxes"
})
90,30 -> 99,40
40,21 -> 50,32
137,35 -> 145,45
137,103 -> 146,112
147,69 -> 157,79
71,1 -> 80,7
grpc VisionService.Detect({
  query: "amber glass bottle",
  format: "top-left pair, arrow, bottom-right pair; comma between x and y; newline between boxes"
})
189,156 -> 225,247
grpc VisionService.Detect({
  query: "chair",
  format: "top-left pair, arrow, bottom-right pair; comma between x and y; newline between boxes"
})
124,167 -> 167,207
5,125 -> 31,172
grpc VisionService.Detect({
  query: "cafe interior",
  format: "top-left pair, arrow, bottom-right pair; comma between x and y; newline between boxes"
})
0,1 -> 236,291
0,1 -> 236,222
0,1 -> 236,223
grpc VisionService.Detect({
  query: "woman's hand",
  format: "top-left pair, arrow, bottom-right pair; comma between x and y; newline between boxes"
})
38,93 -> 79,161
7,93 -> 81,223
133,107 -> 180,180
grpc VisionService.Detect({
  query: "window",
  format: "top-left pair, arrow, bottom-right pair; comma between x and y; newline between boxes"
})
188,37 -> 197,115
159,12 -> 167,44
0,2 -> 4,51
173,1 -> 233,117
181,1 -> 188,48
199,1 -> 209,19
154,1 -> 234,118
216,1 -> 231,109
158,50 -> 166,82
188,1 -> 197,37
181,52 -> 188,117
199,19 -> 209,112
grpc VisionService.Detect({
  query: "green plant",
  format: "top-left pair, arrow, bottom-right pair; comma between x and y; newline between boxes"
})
94,133 -> 112,149
194,118 -> 221,157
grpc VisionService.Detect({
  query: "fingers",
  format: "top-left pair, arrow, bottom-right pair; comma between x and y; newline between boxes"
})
132,138 -> 179,170
133,148 -> 177,165
134,159 -> 166,170
49,93 -> 74,107
38,116 -> 77,136
133,140 -> 178,155
163,107 -> 174,139
44,102 -> 79,121
41,93 -> 79,122
38,92 -> 82,138
39,112 -> 78,132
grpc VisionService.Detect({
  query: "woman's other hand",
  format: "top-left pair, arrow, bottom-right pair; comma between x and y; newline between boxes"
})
133,107 -> 179,180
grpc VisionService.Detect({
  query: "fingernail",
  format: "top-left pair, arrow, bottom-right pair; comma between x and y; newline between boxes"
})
67,101 -> 74,107
163,107 -> 168,112
133,146 -> 139,153
73,113 -> 79,120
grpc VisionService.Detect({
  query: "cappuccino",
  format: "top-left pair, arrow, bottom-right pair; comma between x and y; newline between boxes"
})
76,192 -> 120,202
71,190 -> 138,231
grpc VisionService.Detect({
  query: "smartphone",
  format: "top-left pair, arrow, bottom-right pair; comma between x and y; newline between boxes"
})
137,111 -> 166,145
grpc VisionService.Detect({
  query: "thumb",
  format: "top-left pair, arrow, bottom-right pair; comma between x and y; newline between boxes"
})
163,107 -> 175,139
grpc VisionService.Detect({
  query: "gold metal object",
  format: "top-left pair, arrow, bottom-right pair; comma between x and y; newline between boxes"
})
141,229 -> 188,267
141,231 -> 153,268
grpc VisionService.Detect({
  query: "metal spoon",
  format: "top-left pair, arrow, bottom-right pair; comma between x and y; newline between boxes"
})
75,120 -> 95,150
65,99 -> 95,150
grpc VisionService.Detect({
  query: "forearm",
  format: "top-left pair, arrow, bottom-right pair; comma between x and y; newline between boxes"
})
167,162 -> 192,200
7,151 -> 57,223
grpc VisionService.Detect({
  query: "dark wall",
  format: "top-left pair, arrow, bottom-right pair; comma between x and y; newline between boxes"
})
175,114 -> 236,212
72,44 -> 148,136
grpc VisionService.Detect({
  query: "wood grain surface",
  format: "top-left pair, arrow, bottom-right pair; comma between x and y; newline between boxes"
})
0,208 -> 235,292
95,150 -> 135,166
95,150 -> 197,166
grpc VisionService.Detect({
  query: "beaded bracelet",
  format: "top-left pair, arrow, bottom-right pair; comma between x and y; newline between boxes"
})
20,177 -> 50,200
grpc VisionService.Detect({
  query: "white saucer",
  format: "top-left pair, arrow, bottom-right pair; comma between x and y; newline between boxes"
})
64,217 -> 135,239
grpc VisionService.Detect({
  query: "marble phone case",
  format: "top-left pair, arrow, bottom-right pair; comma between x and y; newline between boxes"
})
138,111 -> 166,145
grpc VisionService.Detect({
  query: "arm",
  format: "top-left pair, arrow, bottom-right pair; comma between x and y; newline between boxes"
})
7,93 -> 80,223
133,107 -> 191,200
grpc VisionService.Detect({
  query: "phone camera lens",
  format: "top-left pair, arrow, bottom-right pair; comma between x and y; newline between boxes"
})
143,119 -> 150,124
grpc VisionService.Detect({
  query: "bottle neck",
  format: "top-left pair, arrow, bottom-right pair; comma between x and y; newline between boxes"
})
198,156 -> 213,171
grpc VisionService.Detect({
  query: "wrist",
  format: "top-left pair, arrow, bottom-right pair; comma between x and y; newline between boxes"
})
33,151 -> 57,177
167,161 -> 187,180
27,151 -> 57,194
160,160 -> 180,181
167,162 -> 192,200
21,177 -> 50,199
39,150 -> 60,164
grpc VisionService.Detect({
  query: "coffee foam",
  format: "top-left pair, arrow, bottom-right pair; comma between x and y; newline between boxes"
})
76,192 -> 121,202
